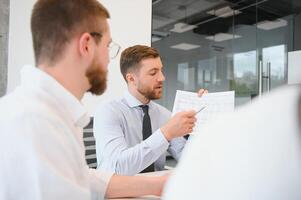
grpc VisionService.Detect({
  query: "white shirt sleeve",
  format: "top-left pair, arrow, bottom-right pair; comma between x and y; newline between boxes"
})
88,168 -> 113,200
168,136 -> 186,161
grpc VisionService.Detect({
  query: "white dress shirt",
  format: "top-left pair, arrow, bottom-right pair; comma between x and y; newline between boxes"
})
163,85 -> 301,200
94,90 -> 186,175
0,66 -> 113,200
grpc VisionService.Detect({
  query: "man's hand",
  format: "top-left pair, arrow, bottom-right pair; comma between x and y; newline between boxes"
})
197,88 -> 208,97
161,110 -> 197,141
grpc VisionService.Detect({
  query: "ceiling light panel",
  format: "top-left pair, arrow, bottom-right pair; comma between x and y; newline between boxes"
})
205,33 -> 241,42
207,6 -> 241,18
170,22 -> 197,33
170,43 -> 200,50
257,19 -> 288,30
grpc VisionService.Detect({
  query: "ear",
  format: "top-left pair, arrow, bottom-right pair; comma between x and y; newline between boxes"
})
126,72 -> 136,84
78,33 -> 95,59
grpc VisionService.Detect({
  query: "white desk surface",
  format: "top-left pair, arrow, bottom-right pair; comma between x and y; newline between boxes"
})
107,170 -> 170,200
110,196 -> 160,200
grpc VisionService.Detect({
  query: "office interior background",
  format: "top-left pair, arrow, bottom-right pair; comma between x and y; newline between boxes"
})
152,0 -> 301,110
0,0 -> 301,112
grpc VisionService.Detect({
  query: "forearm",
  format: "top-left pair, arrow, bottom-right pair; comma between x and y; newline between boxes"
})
105,174 -> 165,198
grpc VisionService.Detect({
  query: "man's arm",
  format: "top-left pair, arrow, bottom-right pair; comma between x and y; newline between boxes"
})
94,103 -> 170,175
166,88 -> 208,161
168,137 -> 186,161
158,106 -> 186,161
94,103 -> 197,175
105,174 -> 168,198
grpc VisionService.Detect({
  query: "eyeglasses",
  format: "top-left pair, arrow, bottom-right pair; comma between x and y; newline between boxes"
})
108,41 -> 121,59
90,32 -> 121,59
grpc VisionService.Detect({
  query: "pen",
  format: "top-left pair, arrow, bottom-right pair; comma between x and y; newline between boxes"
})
196,106 -> 206,115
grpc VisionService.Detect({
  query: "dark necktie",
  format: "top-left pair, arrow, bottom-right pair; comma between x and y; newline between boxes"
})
139,105 -> 155,173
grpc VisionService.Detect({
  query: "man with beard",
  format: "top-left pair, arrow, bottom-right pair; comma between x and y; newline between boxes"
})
0,1 -> 168,199
94,45 -> 206,175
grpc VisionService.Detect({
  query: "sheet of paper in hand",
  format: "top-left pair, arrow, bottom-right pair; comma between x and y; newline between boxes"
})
172,90 -> 235,134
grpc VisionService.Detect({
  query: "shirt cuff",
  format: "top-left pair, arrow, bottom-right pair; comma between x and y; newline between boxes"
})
88,168 -> 114,200
144,129 -> 169,157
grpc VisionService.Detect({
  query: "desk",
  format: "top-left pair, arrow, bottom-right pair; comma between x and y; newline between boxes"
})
109,196 -> 160,200
107,170 -> 169,200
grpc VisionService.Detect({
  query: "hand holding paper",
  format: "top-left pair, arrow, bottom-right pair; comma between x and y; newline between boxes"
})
161,110 -> 197,141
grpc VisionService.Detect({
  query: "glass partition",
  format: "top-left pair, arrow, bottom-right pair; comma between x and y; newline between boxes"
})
152,0 -> 301,110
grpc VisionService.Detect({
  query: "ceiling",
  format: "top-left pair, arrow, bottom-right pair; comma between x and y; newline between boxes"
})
152,0 -> 301,37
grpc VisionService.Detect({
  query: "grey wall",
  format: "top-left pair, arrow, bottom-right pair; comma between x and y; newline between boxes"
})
294,13 -> 301,51
0,0 -> 9,97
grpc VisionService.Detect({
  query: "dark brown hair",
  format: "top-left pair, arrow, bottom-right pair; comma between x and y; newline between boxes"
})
120,45 -> 160,81
31,0 -> 110,65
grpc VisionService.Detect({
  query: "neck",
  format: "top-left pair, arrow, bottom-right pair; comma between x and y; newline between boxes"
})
128,85 -> 150,105
38,59 -> 89,101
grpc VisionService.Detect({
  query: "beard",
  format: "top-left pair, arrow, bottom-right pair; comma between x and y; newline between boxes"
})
86,58 -> 108,95
137,83 -> 163,100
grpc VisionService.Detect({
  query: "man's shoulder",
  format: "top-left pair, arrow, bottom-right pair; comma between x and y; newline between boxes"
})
96,98 -> 128,111
0,90 -> 33,119
94,98 -> 131,118
0,89 -> 60,126
150,101 -> 171,115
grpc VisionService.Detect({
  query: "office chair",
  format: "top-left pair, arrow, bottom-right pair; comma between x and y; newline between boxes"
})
83,117 -> 97,169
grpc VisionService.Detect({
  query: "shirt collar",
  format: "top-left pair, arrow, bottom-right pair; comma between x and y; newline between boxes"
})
20,65 -> 90,128
124,89 -> 153,109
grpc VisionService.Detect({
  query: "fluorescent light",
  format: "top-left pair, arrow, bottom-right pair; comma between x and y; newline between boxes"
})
170,43 -> 200,50
257,19 -> 288,30
152,36 -> 162,42
207,6 -> 241,18
170,22 -> 197,33
205,33 -> 241,42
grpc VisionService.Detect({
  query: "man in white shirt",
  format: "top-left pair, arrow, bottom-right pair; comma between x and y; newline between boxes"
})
94,45 -> 206,175
0,0 -> 167,199
163,85 -> 301,200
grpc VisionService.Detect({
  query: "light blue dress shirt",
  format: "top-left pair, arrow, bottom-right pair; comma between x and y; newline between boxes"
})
94,90 -> 186,175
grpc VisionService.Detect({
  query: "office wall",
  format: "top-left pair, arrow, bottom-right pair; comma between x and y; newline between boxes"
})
7,0 -> 152,115
82,0 -> 152,115
0,0 -> 9,97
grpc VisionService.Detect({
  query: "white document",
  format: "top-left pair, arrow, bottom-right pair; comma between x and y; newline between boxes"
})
172,90 -> 235,133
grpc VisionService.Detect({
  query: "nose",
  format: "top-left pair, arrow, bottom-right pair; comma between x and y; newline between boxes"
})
158,71 -> 165,82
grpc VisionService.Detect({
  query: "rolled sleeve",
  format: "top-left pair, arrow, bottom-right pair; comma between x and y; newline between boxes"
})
144,128 -> 169,158
88,169 -> 114,200
168,137 -> 186,161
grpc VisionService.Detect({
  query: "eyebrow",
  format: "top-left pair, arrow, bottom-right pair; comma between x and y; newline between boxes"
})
147,68 -> 160,73
90,32 -> 102,38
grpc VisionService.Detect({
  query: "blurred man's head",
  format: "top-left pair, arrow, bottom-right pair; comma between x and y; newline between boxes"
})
120,45 -> 165,100
31,0 -> 111,95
